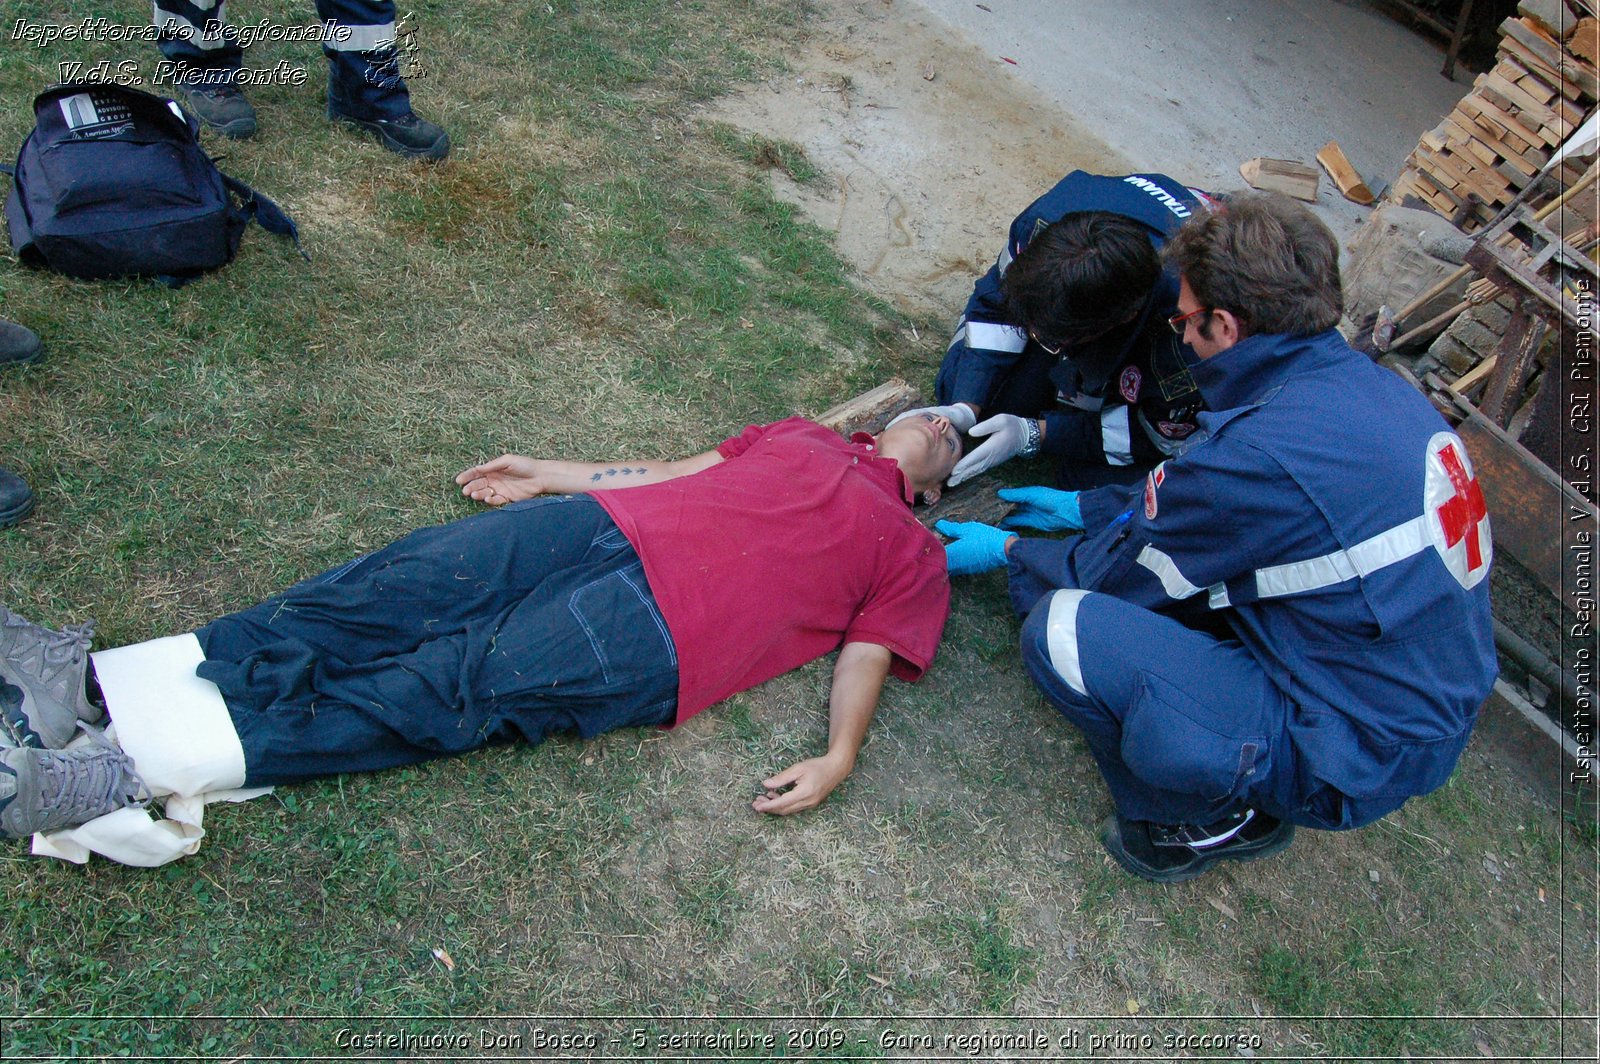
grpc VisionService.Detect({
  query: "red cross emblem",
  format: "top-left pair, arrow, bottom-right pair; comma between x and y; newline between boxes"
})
1435,442 -> 1488,572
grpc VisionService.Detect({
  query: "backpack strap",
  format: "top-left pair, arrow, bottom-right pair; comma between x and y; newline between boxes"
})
220,173 -> 311,262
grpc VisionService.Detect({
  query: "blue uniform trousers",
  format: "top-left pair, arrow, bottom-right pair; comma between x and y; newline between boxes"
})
154,0 -> 414,118
1020,588 -> 1301,826
195,496 -> 679,786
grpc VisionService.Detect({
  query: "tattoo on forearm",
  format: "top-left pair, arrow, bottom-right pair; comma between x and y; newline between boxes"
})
589,466 -> 652,482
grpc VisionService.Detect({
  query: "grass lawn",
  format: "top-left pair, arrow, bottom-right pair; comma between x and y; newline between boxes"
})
1,0 -> 1595,1058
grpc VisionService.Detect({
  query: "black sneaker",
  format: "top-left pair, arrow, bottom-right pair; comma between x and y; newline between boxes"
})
0,468 -> 33,530
179,83 -> 258,139
329,106 -> 450,161
0,320 -> 42,369
1100,808 -> 1295,883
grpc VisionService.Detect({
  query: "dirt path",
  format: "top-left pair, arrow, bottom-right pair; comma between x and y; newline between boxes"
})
703,0 -> 1130,317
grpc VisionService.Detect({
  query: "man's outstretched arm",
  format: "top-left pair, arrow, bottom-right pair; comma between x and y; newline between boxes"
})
456,449 -> 724,505
752,641 -> 892,816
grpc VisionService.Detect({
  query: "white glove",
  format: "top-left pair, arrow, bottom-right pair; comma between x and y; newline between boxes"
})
948,413 -> 1034,487
888,403 -> 978,435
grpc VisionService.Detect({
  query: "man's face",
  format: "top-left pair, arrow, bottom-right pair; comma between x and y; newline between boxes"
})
1176,278 -> 1234,360
876,412 -> 963,499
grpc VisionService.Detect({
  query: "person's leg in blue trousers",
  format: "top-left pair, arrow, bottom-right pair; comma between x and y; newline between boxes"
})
195,495 -> 679,785
1018,588 -> 1297,826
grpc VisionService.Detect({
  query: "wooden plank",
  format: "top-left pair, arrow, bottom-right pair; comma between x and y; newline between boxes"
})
1569,17 -> 1600,66
1471,80 -> 1563,146
815,378 -> 918,435
1317,140 -> 1376,204
1499,24 -> 1596,100
1457,95 -> 1535,152
1486,66 -> 1563,131
1238,157 -> 1320,201
1418,145 -> 1512,199
1446,395 -> 1597,616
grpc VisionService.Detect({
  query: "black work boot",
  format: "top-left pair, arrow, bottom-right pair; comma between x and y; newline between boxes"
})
1100,808 -> 1295,883
0,320 -> 42,368
0,469 -> 34,529
178,82 -> 258,139
328,105 -> 450,160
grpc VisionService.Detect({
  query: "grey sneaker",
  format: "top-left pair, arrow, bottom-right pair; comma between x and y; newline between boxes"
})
0,605 -> 101,747
180,82 -> 258,139
0,742 -> 148,838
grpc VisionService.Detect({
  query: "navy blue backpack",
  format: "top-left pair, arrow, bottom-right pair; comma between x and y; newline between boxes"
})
3,81 -> 305,285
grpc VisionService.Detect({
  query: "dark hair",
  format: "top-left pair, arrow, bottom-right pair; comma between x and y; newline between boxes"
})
1162,192 -> 1342,337
999,211 -> 1161,348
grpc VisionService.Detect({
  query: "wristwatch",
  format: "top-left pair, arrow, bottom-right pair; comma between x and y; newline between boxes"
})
1019,417 -> 1042,458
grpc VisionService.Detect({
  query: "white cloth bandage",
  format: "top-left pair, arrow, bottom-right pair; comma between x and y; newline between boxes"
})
30,634 -> 271,866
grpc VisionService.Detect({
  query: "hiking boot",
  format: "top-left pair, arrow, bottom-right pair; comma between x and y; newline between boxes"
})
0,605 -> 101,746
1100,808 -> 1295,883
0,320 -> 43,368
0,742 -> 148,838
329,105 -> 450,160
179,82 -> 258,139
0,468 -> 33,529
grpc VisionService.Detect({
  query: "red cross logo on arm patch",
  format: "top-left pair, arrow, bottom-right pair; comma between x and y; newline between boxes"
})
1424,433 -> 1492,589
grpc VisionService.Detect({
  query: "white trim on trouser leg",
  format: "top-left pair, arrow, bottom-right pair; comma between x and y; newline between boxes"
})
325,22 -> 398,51
91,633 -> 247,795
1044,589 -> 1092,696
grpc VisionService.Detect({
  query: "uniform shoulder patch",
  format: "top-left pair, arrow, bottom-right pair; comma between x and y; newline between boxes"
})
1424,432 -> 1492,589
1119,366 -> 1142,403
1143,463 -> 1166,520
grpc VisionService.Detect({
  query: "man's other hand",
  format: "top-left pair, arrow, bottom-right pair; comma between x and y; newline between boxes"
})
455,455 -> 546,505
752,753 -> 852,815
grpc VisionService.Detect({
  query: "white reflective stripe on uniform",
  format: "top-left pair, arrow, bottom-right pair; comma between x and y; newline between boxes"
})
154,5 -> 230,46
1136,544 -> 1205,600
964,321 -> 1029,353
1101,404 -> 1134,465
1045,589 -> 1092,696
1208,582 -> 1231,610
997,243 -> 1014,275
1254,515 -> 1430,599
325,21 -> 397,51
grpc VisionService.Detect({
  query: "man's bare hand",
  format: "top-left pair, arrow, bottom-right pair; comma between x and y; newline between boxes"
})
455,455 -> 547,505
751,752 -> 853,816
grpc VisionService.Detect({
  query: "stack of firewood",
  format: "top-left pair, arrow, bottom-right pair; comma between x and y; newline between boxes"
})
1389,11 -> 1597,230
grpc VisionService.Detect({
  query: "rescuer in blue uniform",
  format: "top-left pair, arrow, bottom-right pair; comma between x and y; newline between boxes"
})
898,172 -> 1214,490
937,193 -> 1499,882
152,0 -> 449,159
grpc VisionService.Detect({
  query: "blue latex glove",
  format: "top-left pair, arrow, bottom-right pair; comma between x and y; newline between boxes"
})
997,485 -> 1083,531
935,519 -> 1016,576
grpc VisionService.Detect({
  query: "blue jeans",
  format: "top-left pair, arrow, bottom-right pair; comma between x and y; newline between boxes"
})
197,496 -> 678,786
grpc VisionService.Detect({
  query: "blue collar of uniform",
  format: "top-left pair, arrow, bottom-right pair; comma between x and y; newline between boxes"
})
1187,328 -> 1347,411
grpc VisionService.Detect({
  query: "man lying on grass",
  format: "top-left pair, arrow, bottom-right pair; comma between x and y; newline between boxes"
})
0,414 -> 961,864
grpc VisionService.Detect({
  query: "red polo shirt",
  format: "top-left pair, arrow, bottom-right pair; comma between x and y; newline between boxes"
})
593,418 -> 950,724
